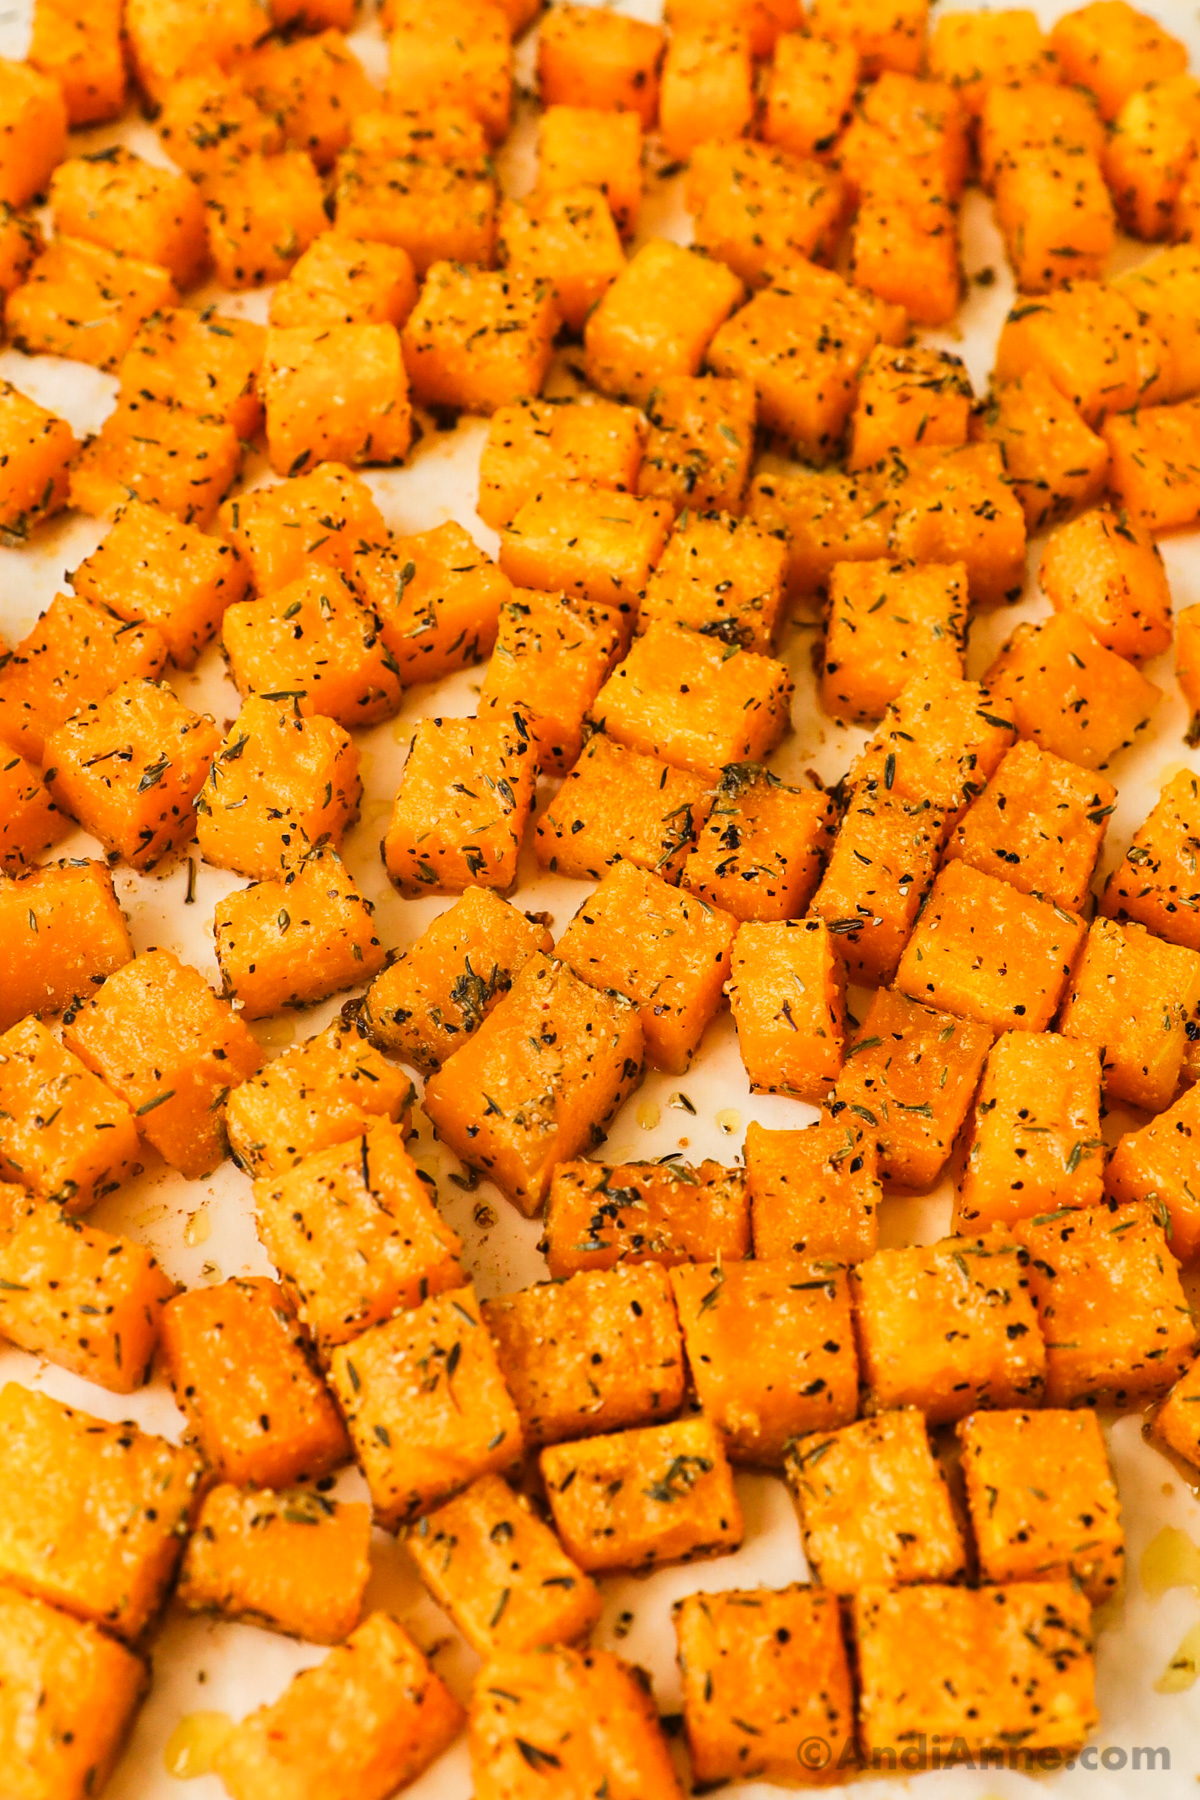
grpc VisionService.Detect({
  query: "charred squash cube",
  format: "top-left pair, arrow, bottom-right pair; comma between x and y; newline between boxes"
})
637,374 -> 756,514
217,462 -> 386,595
63,947 -> 263,1180
1058,916 -> 1200,1112
786,1408 -> 965,1589
809,788 -> 943,987
537,3 -> 664,125
984,612 -> 1161,772
500,484 -> 672,642
764,31 -> 859,160
0,1381 -> 200,1641
640,511 -> 786,651
538,104 -> 643,238
496,185 -> 625,337
541,1413 -> 742,1572
69,396 -> 243,529
270,231 -> 417,332
1050,0 -> 1186,121
729,918 -> 847,1102
686,139 -> 845,288
261,322 -> 412,477
0,1015 -> 138,1213
203,151 -> 328,290
683,764 -> 834,924
584,238 -> 744,406
821,558 -> 966,726
7,236 -> 176,372
385,0 -> 511,144
240,28 -> 377,171
1103,398 -> 1200,535
383,710 -> 536,896
851,1234 -> 1046,1423
352,521 -> 509,686
0,59 -> 67,206
0,382 -> 76,546
479,590 -> 623,772
1040,505 -> 1172,663
403,263 -> 558,415
958,1408 -> 1123,1602
1106,1085 -> 1200,1263
0,860 -> 131,1033
746,1114 -> 879,1263
541,1156 -> 750,1277
557,860 -> 737,1072
0,751 -> 65,869
406,1473 -> 600,1657
422,952 -> 643,1216
160,1276 -> 350,1488
957,1032 -> 1105,1233
155,67 -> 283,180
981,369 -> 1109,530
483,1264 -> 684,1447
534,732 -> 712,885
846,343 -> 972,472
477,397 -> 645,533
659,25 -> 753,161
50,147 -> 207,290
333,149 -> 497,276
1014,1199 -> 1195,1406
329,1282 -> 523,1526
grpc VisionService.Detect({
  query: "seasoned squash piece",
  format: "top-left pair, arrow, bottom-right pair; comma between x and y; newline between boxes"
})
1050,0 -> 1186,120
270,233 -> 417,332
1152,1351 -> 1200,1469
28,0 -> 124,124
748,462 -> 897,597
1103,398 -> 1200,534
637,375 -> 756,514
45,679 -> 218,873
50,148 -> 207,289
728,918 -> 847,1103
746,1115 -> 879,1263
850,672 -> 1016,822
1040,505 -> 1172,662
383,711 -> 536,896
423,953 -> 643,1216
958,1409 -> 1123,1603
496,185 -> 624,337
659,25 -> 753,163
674,1584 -> 855,1787
261,322 -> 412,477
683,765 -> 833,924
541,1157 -> 750,1277
484,1264 -> 684,1447
994,145 -> 1114,295
0,1585 -> 145,1800
217,463 -> 386,594
1058,916 -> 1200,1112
203,151 -> 327,290
985,612 -> 1161,770
1107,1085 -> 1200,1262
535,732 -> 712,885
786,1409 -> 965,1590
69,396 -> 243,529
833,989 -> 991,1191
155,67 -> 283,179
557,861 -> 736,1072
7,237 -> 175,373
853,1583 -> 1097,1757
500,484 -> 672,640
254,1120 -> 463,1350
846,343 -> 972,473
221,567 -> 403,730
585,238 -> 744,406
764,31 -> 859,160
1111,243 -> 1200,401
994,279 -> 1170,426
0,1016 -> 138,1213
957,1033 -> 1104,1233
537,3 -> 663,125
0,861 -> 131,1033
640,512 -> 786,652
0,59 -> 67,206
477,398 -> 645,533
403,263 -> 558,415
479,590 -> 622,773
821,558 -> 966,725
470,1645 -> 684,1800
895,861 -> 1085,1035
981,371 -> 1109,530
1014,1200 -> 1195,1406
852,1234 -> 1046,1423
385,0 -> 511,144
542,1414 -> 741,1572
117,310 -> 265,440
809,789 -> 942,987
330,1283 -> 523,1526
1104,76 -> 1200,241
125,0 -> 269,102
63,948 -> 263,1180
928,7 -> 1054,117
0,1382 -> 200,1641
944,739 -> 1116,913
213,1613 -> 464,1800
538,103 -> 642,237
179,1484 -> 370,1645
836,69 -> 969,206
1180,602 -> 1200,739
352,522 -> 509,686
0,752 -> 65,869
0,205 -> 43,300
240,28 -> 375,170
687,139 -> 846,288
161,1277 -> 350,1488
849,176 -> 960,330
333,149 -> 497,276
351,108 -> 489,170
805,0 -> 927,77
0,383 -> 75,547
882,442 -> 1027,609
407,1474 -> 600,1657
0,1203 -> 174,1393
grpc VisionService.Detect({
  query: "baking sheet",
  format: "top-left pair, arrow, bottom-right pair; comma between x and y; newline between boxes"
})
2,0 -> 1200,1792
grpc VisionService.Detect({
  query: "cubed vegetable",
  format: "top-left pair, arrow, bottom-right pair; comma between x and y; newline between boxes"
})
957,1032 -> 1105,1232
541,1156 -> 750,1277
1058,916 -> 1200,1111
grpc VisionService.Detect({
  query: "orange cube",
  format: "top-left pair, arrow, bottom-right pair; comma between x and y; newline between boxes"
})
270,232 -> 417,331
584,238 -> 744,406
981,369 -> 1109,530
659,27 -> 753,162
0,1015 -> 139,1214
7,236 -> 176,372
1113,243 -> 1200,399
764,32 -> 859,160
538,4 -> 664,126
1180,601 -> 1200,738
349,106 -> 487,164
384,711 -> 536,895
0,751 -> 66,869
1107,1084 -> 1200,1263
0,860 -> 132,1033
848,666 -> 1016,816
1049,0 -> 1187,121
203,151 -> 328,289
333,149 -> 497,276
402,263 -> 559,414
1103,398 -> 1200,534
809,788 -> 943,987
352,521 -> 509,685
956,1032 -> 1105,1232
994,278 -> 1170,425
1102,769 -> 1200,952
477,397 -> 645,534
728,918 -> 847,1103
683,766 -> 834,923
29,0 -> 125,126
217,462 -> 385,594
50,148 -> 208,289
688,139 -> 846,289
116,309 -> 266,441
261,322 -> 412,477
496,186 -> 625,336
1039,505 -> 1172,662
478,589 -> 622,772
805,0 -> 927,77
538,104 -> 642,237
240,29 -> 377,171
534,732 -> 713,884
667,0 -> 800,57
155,68 -> 284,179
984,611 -> 1161,769
1059,916 -> 1200,1112
1105,76 -> 1200,241
69,397 -> 243,530
0,59 -> 67,206
745,1113 -> 879,1262
0,204 -> 43,301
221,567 -> 403,730
499,483 -> 672,640
850,176 -> 960,329
994,146 -> 1114,294
125,0 -> 273,103
541,1156 -> 750,1277
820,558 -> 966,724
385,0 -> 512,145
846,342 -> 973,473
637,375 -> 756,514
928,7 -> 1054,117
0,381 -> 75,546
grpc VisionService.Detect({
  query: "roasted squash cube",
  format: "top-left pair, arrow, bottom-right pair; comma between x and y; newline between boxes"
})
500,483 -> 672,639
423,952 -> 643,1216
479,590 -> 622,773
160,1276 -> 350,1488
352,521 -> 509,685
496,184 -> 625,337
403,263 -> 558,416
0,1381 -> 200,1640
584,238 -> 744,406
1151,1348 -> 1200,1469
477,397 -> 645,533
538,3 -> 663,126
1106,1085 -> 1200,1262
1180,601 -> 1200,738
846,342 -> 972,473
728,918 -> 847,1103
333,149 -> 497,276
0,1016 -> 138,1213
534,732 -> 712,885
330,1282 -> 523,1526
821,557 -> 966,725
637,374 -> 756,514
261,322 -> 412,477
640,511 -> 786,651
683,764 -> 833,924
661,27 -> 753,164
928,7 -> 1055,117
155,67 -> 283,179
1040,505 -> 1172,663
958,1408 -> 1123,1602
1111,242 -> 1200,400
0,750 -> 66,869
0,382 -> 75,547
0,861 -> 131,1033
1104,75 -> 1200,241
7,237 -> 176,373
125,0 -> 270,102
994,279 -> 1170,426
240,28 -> 376,171
383,710 -> 536,896
217,462 -> 385,594
746,1114 -> 879,1263
957,1032 -> 1105,1232
1103,398 -> 1200,534
538,103 -> 642,237
541,1156 -> 750,1277
69,396 -> 243,530
687,139 -> 846,288
203,151 -> 328,290
981,370 -> 1109,530
50,148 -> 207,290
222,567 -> 403,731
270,232 -> 417,332
117,309 -> 265,441
851,1234 -> 1046,1423
805,0 -> 927,77
385,0 -> 511,144
0,59 -> 67,206
849,176 -> 960,330
1059,915 -> 1200,1112
63,947 -> 263,1180
809,788 -> 943,987
406,1473 -> 600,1657
764,31 -> 859,160
674,1584 -> 856,1786
984,612 -> 1161,771
1014,1199 -> 1196,1405
1050,0 -> 1186,120
0,203 -> 43,300
786,1408 -> 965,1589
994,146 -> 1114,295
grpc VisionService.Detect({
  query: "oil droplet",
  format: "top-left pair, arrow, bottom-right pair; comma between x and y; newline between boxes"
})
637,1101 -> 661,1131
200,1260 -> 223,1285
164,1711 -> 234,1778
134,1202 -> 169,1229
716,1108 -> 741,1136
183,1207 -> 210,1248
1156,1622 -> 1200,1693
1140,1524 -> 1200,1599
252,1014 -> 297,1050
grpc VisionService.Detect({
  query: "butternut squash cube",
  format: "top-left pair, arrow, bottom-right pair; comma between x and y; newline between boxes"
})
479,590 -> 622,773
1111,243 -> 1200,400
330,1282 -> 523,1525
984,613 -> 1161,770
1103,398 -> 1200,534
7,237 -> 176,372
728,918 -> 847,1103
805,0 -> 927,77
1040,505 -> 1172,662
1050,0 -> 1186,121
222,567 -> 403,730
809,789 -> 943,987
0,861 -> 131,1033
541,1413 -> 741,1572
928,7 -> 1054,118
385,0 -> 511,144
1059,915 -> 1200,1112
958,1409 -> 1123,1603
659,27 -> 753,162
0,59 -> 67,207
956,1032 -> 1105,1233
848,668 -> 1016,816
117,309 -> 265,441
0,1016 -> 138,1213
885,442 -> 1028,608
63,947 -> 263,1179
786,1408 -> 965,1589
747,461 -> 897,596
994,146 -> 1114,295
125,0 -> 269,102
687,139 -> 846,288
994,279 -> 1170,426
1107,1085 -> 1200,1262
160,1276 -> 350,1488
584,238 -> 744,406
1104,76 -> 1200,241
541,1156 -> 750,1277
423,953 -> 643,1216
477,397 -> 645,533
350,105 -> 487,165
538,103 -> 642,237
0,203 -> 42,300
156,68 -> 283,180
537,4 -> 664,126
500,483 -> 672,640
1014,1199 -> 1195,1405
0,751 -> 65,869
849,174 -> 960,329
746,1114 -> 879,1263
403,263 -> 558,415
846,342 -> 972,472
29,0 -> 125,125
640,511 -> 786,652
203,151 -> 327,290
534,732 -> 712,884
764,31 -> 859,160
217,462 -> 385,594
981,369 -> 1109,529
383,710 -> 536,896
0,1381 -> 200,1640
240,28 -> 376,171
0,383 -> 75,547
333,149 -> 497,276
484,1264 -> 684,1448
351,521 -> 509,685
269,232 -> 417,332
637,374 -> 756,514
213,1613 -> 464,1800
262,320 -> 412,476
851,1234 -> 1046,1423
1180,601 -> 1200,739
821,558 -> 966,725
496,185 -> 624,338
50,148 -> 207,290
683,766 -> 833,925
69,397 -> 243,530
674,1584 -> 856,1786
406,1473 -> 601,1657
